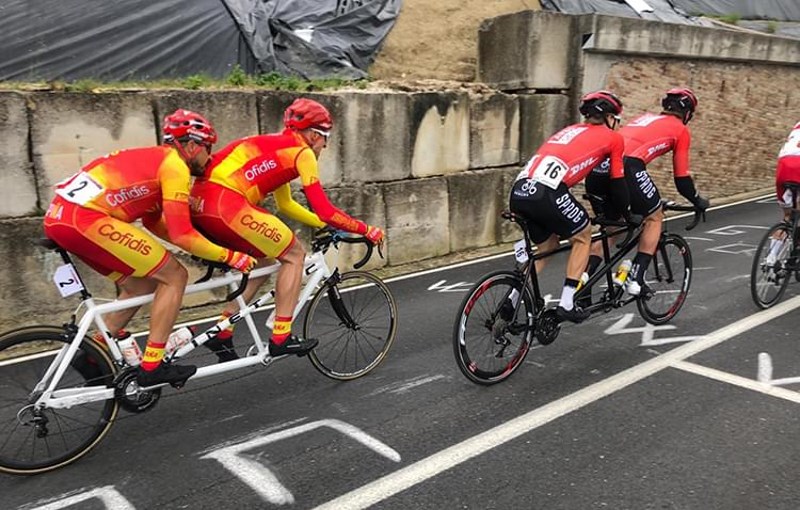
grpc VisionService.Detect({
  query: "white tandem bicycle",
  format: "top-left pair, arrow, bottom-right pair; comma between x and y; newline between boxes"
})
0,228 -> 397,475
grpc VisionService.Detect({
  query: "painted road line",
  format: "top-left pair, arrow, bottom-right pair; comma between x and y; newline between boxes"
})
314,294 -> 800,510
672,360 -> 800,404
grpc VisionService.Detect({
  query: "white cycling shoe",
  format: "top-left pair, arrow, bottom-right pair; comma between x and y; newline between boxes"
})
624,279 -> 641,296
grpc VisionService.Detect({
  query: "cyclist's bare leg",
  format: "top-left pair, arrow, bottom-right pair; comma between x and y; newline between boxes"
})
140,256 -> 189,347
565,225 -> 591,280
637,208 -> 663,256
534,234 -> 559,274
99,277 -> 158,336
219,257 -> 276,316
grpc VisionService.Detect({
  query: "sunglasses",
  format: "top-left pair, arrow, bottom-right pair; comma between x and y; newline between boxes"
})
310,127 -> 330,142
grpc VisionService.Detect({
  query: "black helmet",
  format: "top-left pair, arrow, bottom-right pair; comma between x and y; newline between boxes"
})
579,90 -> 623,118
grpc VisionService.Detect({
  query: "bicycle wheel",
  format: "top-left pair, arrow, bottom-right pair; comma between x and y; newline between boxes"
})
304,271 -> 397,381
0,326 -> 118,474
637,234 -> 692,325
750,223 -> 793,309
453,270 -> 536,385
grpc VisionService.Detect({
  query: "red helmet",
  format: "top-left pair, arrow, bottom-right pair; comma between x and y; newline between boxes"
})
162,109 -> 218,145
661,88 -> 698,124
579,90 -> 623,118
283,98 -> 333,132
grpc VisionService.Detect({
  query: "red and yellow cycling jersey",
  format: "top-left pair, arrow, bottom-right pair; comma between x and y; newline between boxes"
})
619,113 -> 692,177
200,129 -> 367,234
50,146 -> 231,265
518,123 -> 625,188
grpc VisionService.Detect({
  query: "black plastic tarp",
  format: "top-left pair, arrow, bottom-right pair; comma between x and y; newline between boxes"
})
670,0 -> 800,21
540,0 -> 714,25
0,0 -> 402,81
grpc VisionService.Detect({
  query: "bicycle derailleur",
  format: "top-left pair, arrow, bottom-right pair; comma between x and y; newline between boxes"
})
113,368 -> 161,413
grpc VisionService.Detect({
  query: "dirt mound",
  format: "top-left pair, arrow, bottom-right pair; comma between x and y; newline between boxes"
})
369,0 -> 540,82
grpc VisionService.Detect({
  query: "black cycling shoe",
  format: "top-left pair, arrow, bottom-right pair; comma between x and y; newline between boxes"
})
575,292 -> 592,310
137,363 -> 197,389
269,335 -> 319,357
204,334 -> 239,363
556,305 -> 590,324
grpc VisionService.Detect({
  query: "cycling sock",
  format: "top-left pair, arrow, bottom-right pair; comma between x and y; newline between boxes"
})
586,255 -> 603,276
559,278 -> 579,310
768,238 -> 785,260
630,252 -> 653,284
271,316 -> 292,345
140,341 -> 166,371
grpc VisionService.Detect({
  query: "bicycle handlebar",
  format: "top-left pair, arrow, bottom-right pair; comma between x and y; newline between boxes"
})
662,201 -> 705,231
311,227 -> 383,269
192,258 -> 249,301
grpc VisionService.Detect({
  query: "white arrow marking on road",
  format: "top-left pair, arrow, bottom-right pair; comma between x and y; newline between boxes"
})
705,224 -> 769,236
428,279 -> 473,292
29,486 -> 134,510
706,242 -> 757,255
604,313 -> 698,346
202,419 -> 401,505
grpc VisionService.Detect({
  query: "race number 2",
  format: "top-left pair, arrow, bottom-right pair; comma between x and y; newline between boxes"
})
55,172 -> 104,205
532,155 -> 568,189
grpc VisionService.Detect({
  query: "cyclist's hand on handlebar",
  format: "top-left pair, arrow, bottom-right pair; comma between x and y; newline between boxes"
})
225,250 -> 256,273
693,194 -> 710,212
365,225 -> 385,246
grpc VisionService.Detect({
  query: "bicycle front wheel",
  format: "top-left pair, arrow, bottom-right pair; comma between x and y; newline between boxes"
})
750,223 -> 793,309
0,326 -> 118,475
304,271 -> 397,380
637,234 -> 692,325
453,270 -> 536,385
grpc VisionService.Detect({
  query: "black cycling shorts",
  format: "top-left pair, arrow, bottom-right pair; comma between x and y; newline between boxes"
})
509,179 -> 590,244
585,156 -> 661,219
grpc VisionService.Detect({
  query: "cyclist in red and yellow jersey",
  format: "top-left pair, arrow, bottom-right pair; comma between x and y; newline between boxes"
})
43,110 -> 256,387
191,98 -> 384,360
585,88 -> 709,296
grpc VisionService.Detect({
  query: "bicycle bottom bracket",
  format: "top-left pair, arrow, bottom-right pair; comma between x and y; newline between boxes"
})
535,310 -> 561,345
113,368 -> 161,413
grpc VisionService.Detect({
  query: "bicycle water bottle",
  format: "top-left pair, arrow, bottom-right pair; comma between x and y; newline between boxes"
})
118,333 -> 142,367
613,259 -> 632,287
576,272 -> 589,291
165,327 -> 193,356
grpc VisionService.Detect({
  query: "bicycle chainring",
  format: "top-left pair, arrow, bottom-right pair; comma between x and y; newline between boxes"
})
114,368 -> 161,414
535,309 -> 561,346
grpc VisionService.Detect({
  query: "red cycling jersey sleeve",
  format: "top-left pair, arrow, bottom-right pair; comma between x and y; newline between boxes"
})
519,123 -> 625,188
296,149 -> 368,234
620,113 -> 692,177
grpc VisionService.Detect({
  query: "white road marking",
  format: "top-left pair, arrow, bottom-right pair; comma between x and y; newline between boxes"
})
706,224 -> 770,236
672,360 -> 800,404
427,280 -> 474,292
367,375 -> 447,396
757,352 -> 800,387
604,313 -> 698,346
313,294 -> 800,510
202,419 -> 400,505
28,486 -> 134,510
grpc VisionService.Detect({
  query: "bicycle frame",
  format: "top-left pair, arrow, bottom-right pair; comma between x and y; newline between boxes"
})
33,249 -> 335,411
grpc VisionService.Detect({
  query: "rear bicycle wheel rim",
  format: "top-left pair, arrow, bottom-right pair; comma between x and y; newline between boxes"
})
0,327 -> 118,474
304,271 -> 397,380
637,235 -> 692,325
452,271 -> 534,385
750,223 -> 792,309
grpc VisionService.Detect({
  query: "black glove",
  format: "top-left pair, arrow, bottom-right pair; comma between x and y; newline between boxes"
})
314,225 -> 336,239
693,194 -> 710,211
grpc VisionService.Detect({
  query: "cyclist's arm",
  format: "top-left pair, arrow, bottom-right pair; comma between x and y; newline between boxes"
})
296,148 -> 369,234
141,210 -> 170,241
607,134 -> 630,212
273,183 -> 326,229
672,129 -> 701,204
158,156 -> 237,263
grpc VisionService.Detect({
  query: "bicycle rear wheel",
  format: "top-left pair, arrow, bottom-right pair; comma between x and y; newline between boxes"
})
304,271 -> 397,380
0,326 -> 118,474
453,270 -> 536,385
750,223 -> 793,309
637,234 -> 692,325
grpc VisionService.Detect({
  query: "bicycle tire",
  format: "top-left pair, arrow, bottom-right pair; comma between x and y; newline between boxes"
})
0,326 -> 118,475
750,223 -> 793,309
637,234 -> 692,325
304,271 -> 397,381
452,270 -> 536,386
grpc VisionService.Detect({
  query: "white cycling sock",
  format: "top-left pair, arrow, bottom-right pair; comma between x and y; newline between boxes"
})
768,238 -> 785,261
559,286 -> 576,310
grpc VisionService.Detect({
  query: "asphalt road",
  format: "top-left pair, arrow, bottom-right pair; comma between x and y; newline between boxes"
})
5,195 -> 800,510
